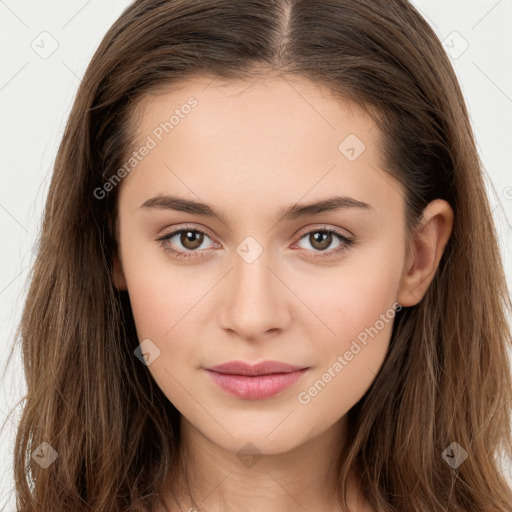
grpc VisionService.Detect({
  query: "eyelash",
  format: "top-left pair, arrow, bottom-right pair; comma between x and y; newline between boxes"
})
156,224 -> 355,260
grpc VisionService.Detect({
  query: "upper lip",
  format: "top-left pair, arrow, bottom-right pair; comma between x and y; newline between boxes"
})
205,360 -> 308,376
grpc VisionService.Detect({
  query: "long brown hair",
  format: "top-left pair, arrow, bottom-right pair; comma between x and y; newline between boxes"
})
5,0 -> 512,510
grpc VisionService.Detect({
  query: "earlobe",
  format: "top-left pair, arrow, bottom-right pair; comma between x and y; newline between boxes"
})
397,199 -> 453,307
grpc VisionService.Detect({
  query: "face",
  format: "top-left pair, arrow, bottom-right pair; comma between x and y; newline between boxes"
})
113,75 -> 409,455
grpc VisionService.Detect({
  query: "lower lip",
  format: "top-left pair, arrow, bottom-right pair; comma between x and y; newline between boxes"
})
204,368 -> 309,400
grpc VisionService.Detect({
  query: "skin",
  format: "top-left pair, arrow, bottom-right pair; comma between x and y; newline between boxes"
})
111,75 -> 453,511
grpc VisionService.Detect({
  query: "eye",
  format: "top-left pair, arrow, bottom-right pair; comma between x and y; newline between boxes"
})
293,227 -> 355,259
156,225 -> 217,259
156,225 -> 355,260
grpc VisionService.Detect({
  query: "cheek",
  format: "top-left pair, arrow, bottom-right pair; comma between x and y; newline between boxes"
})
293,239 -> 403,406
125,265 -> 212,341
119,227 -> 212,338
295,297 -> 396,424
299,237 -> 403,342
124,267 -> 206,402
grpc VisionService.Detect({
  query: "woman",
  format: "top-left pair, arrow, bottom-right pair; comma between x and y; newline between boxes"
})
10,0 -> 512,511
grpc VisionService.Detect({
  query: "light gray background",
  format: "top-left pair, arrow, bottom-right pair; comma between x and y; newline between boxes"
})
1,0 -> 511,509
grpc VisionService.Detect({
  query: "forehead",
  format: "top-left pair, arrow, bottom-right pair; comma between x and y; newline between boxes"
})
118,75 -> 404,224
130,74 -> 378,152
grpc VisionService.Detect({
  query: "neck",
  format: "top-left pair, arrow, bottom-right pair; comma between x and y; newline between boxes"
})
159,415 -> 372,512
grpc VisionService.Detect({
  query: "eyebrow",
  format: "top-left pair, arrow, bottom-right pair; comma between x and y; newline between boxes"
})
139,194 -> 372,224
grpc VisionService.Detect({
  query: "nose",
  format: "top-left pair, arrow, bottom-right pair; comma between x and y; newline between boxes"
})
218,243 -> 291,341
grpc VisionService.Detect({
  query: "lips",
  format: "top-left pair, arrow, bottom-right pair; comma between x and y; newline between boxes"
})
204,360 -> 310,400
206,360 -> 307,376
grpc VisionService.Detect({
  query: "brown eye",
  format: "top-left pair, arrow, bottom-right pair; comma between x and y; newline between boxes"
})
156,226 -> 217,259
180,230 -> 204,250
294,227 -> 355,259
308,231 -> 333,251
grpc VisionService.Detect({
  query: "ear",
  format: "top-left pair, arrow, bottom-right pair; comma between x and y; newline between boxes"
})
397,199 -> 453,307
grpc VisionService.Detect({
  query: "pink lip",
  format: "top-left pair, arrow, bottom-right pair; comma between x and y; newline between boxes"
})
204,360 -> 310,400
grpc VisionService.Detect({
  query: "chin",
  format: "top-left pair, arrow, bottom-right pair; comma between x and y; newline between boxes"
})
205,428 -> 307,457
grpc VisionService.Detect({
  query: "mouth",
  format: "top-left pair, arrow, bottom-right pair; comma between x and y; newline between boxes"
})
203,360 -> 310,400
